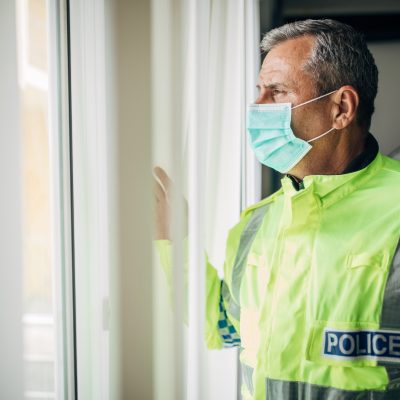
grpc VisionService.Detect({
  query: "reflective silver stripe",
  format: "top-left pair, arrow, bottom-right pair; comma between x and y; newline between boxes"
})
379,240 -> 400,384
266,378 -> 400,399
241,363 -> 254,395
217,282 -> 241,347
221,280 -> 240,321
231,204 -> 269,307
386,367 -> 400,385
380,240 -> 400,329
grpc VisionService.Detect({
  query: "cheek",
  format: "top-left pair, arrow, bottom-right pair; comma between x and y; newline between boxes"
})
290,110 -> 315,140
291,107 -> 329,140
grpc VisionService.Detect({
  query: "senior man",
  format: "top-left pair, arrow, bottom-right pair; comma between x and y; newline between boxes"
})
154,19 -> 400,399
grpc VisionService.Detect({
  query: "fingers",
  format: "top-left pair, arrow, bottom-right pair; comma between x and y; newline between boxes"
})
153,166 -> 167,200
154,179 -> 165,202
153,166 -> 173,192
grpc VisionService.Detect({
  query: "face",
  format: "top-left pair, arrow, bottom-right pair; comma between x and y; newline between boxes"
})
255,35 -> 338,175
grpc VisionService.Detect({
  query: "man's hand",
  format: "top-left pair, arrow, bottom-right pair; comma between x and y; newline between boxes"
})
153,166 -> 188,240
153,166 -> 172,240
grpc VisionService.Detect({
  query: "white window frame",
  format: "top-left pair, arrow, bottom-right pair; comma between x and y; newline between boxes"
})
0,0 -> 24,396
48,0 -> 76,398
68,0 -> 111,398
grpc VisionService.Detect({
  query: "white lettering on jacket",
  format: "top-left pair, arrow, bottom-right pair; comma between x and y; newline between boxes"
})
323,329 -> 400,362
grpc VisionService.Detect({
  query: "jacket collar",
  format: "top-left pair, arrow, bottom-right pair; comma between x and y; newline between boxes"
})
281,133 -> 382,206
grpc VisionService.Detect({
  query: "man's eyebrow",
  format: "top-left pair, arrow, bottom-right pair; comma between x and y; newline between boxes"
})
256,82 -> 291,89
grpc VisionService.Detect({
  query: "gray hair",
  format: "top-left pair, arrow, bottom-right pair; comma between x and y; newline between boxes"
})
261,19 -> 378,130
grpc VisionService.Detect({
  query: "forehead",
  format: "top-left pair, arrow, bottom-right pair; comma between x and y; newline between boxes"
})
259,35 -> 315,89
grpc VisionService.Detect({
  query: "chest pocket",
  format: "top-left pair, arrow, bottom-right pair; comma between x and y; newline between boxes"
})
321,251 -> 392,324
347,252 -> 390,270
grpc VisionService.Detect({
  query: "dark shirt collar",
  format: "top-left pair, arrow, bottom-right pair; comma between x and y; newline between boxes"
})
341,133 -> 379,174
288,133 -> 379,191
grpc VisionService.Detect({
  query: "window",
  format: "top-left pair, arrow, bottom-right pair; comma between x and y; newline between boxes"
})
17,0 -> 74,398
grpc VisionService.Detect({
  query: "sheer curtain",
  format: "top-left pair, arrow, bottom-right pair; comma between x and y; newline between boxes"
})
152,0 -> 261,399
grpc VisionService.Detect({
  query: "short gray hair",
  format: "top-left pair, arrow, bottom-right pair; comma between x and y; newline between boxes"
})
261,19 -> 378,130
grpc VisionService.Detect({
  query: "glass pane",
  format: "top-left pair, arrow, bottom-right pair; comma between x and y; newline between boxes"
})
17,0 -> 62,398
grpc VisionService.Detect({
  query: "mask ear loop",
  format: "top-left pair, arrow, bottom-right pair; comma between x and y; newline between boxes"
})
307,127 -> 336,143
291,89 -> 338,110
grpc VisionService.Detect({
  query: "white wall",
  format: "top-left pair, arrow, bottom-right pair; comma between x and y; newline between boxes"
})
369,41 -> 400,155
115,1 -> 154,398
105,0 -> 154,399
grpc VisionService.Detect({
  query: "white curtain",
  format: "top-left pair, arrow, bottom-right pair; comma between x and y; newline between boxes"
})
152,0 -> 261,399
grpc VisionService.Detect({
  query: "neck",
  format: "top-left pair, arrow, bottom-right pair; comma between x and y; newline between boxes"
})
289,127 -> 367,180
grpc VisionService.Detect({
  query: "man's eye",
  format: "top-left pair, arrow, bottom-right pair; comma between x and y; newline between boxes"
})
272,90 -> 284,96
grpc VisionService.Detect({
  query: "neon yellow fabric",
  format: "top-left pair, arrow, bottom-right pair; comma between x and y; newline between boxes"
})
155,238 -> 224,348
243,153 -> 400,398
156,152 -> 400,398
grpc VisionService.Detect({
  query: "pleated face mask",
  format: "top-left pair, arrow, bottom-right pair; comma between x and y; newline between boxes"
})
246,90 -> 337,174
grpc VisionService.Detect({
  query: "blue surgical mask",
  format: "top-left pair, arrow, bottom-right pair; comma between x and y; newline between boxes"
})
246,90 -> 337,173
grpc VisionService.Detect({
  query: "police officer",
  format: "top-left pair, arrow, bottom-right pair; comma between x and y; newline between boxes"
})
155,19 -> 400,399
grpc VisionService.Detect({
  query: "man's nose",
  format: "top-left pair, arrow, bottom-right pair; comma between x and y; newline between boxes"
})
253,90 -> 273,105
254,96 -> 273,105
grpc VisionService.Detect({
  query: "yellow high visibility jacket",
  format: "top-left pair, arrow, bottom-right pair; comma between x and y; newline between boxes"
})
157,151 -> 400,399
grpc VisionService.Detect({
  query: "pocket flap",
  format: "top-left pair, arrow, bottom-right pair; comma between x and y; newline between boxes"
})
347,252 -> 389,270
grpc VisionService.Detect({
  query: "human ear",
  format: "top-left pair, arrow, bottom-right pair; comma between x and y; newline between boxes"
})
331,86 -> 359,129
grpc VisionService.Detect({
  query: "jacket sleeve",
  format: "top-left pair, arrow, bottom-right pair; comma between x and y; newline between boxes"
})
206,256 -> 241,349
156,214 -> 252,349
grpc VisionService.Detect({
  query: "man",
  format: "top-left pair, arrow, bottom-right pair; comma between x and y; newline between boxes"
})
154,19 -> 400,399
